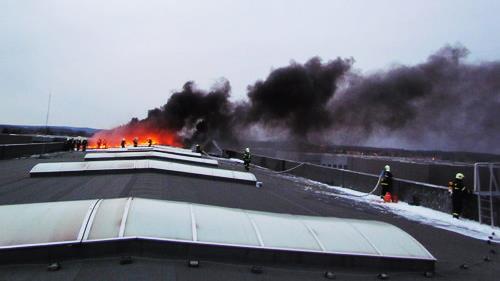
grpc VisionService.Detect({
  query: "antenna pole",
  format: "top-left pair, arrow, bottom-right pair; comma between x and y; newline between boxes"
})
45,91 -> 51,133
40,91 -> 51,158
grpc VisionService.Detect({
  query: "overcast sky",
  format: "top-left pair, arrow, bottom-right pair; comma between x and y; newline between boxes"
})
1,0 -> 499,129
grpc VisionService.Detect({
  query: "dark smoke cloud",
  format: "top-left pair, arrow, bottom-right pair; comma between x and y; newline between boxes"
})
144,80 -> 236,145
243,57 -> 352,136
110,44 -> 499,153
331,45 -> 500,153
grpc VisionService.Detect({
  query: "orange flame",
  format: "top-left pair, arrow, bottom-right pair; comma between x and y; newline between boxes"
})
89,123 -> 182,149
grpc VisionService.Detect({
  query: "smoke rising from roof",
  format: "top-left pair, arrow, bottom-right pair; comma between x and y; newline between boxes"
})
331,45 -> 500,152
243,57 -> 353,136
103,45 -> 500,153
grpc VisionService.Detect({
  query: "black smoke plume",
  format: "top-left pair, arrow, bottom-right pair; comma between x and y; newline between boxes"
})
111,44 -> 499,153
330,45 -> 500,152
243,57 -> 352,136
144,80 -> 235,146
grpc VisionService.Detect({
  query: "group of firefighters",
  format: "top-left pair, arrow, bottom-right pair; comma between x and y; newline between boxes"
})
377,164 -> 469,218
92,137 -> 154,149
119,137 -> 152,148
241,147 -> 470,219
65,138 -> 88,151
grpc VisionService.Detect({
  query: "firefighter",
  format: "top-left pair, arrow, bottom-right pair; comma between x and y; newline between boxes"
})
448,173 -> 469,219
194,144 -> 201,153
148,138 -> 153,147
66,138 -> 73,151
380,165 -> 393,199
133,137 -> 138,147
70,138 -> 75,151
243,148 -> 251,171
76,139 -> 81,151
121,138 -> 126,148
97,138 -> 102,149
82,139 -> 88,151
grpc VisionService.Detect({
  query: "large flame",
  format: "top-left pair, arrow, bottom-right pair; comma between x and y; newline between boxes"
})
89,123 -> 182,148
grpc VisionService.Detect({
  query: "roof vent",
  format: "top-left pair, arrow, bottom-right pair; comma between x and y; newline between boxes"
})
324,271 -> 336,279
188,260 -> 200,268
377,272 -> 389,279
47,262 -> 61,271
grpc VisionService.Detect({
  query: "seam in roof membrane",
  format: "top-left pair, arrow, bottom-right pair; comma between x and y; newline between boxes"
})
82,199 -> 102,241
119,198 -> 133,237
245,212 -> 265,247
77,199 -> 100,242
190,205 -> 198,242
302,221 -> 326,252
350,223 -> 383,256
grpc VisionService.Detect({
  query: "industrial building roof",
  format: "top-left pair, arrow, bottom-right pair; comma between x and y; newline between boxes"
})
0,149 -> 498,280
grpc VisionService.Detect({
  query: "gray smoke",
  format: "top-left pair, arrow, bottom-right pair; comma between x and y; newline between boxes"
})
110,44 -> 500,153
330,45 -> 500,153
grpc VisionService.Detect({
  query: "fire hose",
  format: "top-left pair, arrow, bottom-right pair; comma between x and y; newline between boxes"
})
252,161 -> 384,198
253,162 -> 305,174
202,151 -> 382,197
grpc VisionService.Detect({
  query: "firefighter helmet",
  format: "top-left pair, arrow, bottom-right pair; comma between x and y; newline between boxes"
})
245,147 -> 250,153
384,165 -> 390,172
456,173 -> 464,180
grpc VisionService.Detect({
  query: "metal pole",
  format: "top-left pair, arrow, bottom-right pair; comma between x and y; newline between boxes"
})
40,92 -> 51,157
489,164 -> 494,227
475,163 -> 482,224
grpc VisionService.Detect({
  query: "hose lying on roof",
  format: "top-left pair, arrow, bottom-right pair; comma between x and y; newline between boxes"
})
206,151 -> 382,197
254,162 -> 305,174
251,160 -> 384,197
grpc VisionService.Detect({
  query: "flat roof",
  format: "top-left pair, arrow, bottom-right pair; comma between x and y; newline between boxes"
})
0,152 -> 497,280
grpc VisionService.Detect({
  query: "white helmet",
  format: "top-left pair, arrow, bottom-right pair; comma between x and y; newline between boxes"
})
456,173 -> 464,180
384,165 -> 390,172
245,147 -> 250,153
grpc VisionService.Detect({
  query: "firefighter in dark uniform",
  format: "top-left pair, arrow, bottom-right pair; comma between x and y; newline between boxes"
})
194,144 -> 201,153
76,139 -> 81,151
82,139 -> 88,151
449,173 -> 468,219
243,148 -> 251,171
121,138 -> 126,148
66,138 -> 73,151
148,138 -> 153,147
133,137 -> 138,147
380,165 -> 393,198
